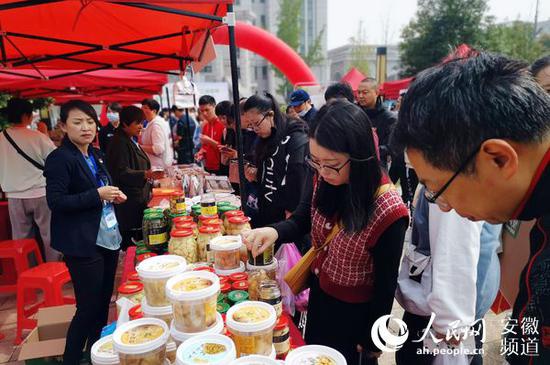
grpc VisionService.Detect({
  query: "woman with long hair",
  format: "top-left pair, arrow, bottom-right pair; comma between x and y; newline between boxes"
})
243,100 -> 409,364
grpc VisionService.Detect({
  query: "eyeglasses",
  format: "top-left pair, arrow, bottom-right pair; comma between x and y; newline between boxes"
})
305,155 -> 374,177
423,145 -> 482,203
251,114 -> 268,131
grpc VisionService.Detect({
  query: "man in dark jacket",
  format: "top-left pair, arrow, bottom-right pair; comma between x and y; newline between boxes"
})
288,89 -> 317,127
391,52 -> 550,364
172,104 -> 198,164
357,77 -> 396,169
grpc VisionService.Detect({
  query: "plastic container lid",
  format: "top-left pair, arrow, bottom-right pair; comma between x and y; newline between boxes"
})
229,355 -> 279,365
220,282 -> 232,294
91,335 -> 119,365
214,262 -> 245,276
246,258 -> 278,272
218,276 -> 230,285
216,302 -> 230,314
285,345 -> 347,365
204,218 -> 224,228
166,270 -> 220,302
226,301 -> 277,334
170,313 -> 224,343
210,235 -> 242,251
227,290 -> 249,303
227,215 -> 251,224
217,201 -> 231,207
198,214 -> 214,222
173,216 -> 194,225
174,222 -> 197,230
224,210 -> 244,219
175,333 -> 236,365
112,317 -> 170,356
170,229 -> 194,238
129,304 -> 143,320
128,271 -> 140,282
136,255 -> 187,280
231,280 -> 249,291
118,282 -> 143,295
218,205 -> 238,214
217,292 -> 227,303
199,225 -> 221,234
136,252 -> 157,263
229,272 -> 248,282
141,297 -> 173,317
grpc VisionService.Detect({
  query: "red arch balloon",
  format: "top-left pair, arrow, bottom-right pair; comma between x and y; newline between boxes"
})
211,21 -> 318,86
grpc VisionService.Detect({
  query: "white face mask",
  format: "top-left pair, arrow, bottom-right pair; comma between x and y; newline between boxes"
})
107,112 -> 119,123
298,108 -> 308,117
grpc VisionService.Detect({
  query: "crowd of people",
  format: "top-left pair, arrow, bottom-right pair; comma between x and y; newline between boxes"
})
0,52 -> 548,365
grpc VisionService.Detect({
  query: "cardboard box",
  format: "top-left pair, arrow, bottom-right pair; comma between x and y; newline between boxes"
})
18,305 -> 76,364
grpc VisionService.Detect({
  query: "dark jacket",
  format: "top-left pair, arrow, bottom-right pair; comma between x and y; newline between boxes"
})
255,118 -> 309,227
44,137 -> 111,257
362,104 -> 397,167
302,106 -> 318,127
175,114 -> 197,165
98,123 -> 116,153
507,149 -> 550,365
106,129 -> 151,231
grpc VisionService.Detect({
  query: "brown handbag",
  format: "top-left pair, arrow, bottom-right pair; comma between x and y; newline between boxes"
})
283,183 -> 393,295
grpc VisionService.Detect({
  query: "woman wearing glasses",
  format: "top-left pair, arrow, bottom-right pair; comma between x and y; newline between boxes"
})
242,93 -> 309,227
243,100 -> 409,364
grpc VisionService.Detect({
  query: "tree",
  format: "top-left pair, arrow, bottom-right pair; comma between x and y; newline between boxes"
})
482,21 -> 548,62
349,21 -> 373,76
399,0 -> 489,76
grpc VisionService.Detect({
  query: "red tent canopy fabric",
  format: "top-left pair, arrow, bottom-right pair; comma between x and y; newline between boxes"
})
0,0 -> 230,76
380,77 -> 413,100
340,67 -> 366,91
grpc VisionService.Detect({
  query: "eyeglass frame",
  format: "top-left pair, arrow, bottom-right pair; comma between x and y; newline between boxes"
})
423,144 -> 482,203
305,155 -> 374,176
251,113 -> 269,131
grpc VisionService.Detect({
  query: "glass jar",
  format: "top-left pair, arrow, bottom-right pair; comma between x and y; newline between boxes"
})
143,213 -> 168,254
259,280 -> 282,318
169,192 -> 186,215
247,239 -> 274,267
169,229 -> 198,263
200,193 -> 217,217
203,218 -> 225,234
247,270 -> 271,301
273,316 -> 290,359
226,215 -> 251,236
222,210 -> 244,230
197,225 -> 222,263
173,221 -> 199,238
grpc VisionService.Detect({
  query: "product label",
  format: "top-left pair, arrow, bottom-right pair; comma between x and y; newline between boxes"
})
273,331 -> 290,343
201,205 -> 218,217
148,232 -> 167,245
175,202 -> 186,213
260,296 -> 281,306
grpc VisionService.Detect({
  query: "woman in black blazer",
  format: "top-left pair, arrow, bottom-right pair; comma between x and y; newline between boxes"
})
106,106 -> 162,249
44,100 -> 127,364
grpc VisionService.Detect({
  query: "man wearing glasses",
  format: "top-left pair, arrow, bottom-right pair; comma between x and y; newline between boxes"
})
391,52 -> 550,364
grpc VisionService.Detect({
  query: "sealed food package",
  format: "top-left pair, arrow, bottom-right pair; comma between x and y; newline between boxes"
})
169,229 -> 198,263
91,335 -> 119,365
226,301 -> 277,357
285,345 -> 347,365
113,318 -> 170,365
166,271 -> 221,333
210,236 -> 242,271
175,334 -> 236,365
136,255 -> 187,307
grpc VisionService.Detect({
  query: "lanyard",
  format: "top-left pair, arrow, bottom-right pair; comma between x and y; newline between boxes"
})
83,153 -> 107,187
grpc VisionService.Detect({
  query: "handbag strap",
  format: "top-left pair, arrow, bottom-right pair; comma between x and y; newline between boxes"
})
2,130 -> 44,171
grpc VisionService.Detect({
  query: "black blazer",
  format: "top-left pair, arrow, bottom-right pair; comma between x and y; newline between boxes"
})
106,129 -> 151,231
44,137 -> 112,257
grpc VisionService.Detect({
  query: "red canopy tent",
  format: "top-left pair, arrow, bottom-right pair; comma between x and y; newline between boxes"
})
340,67 -> 366,91
380,77 -> 413,100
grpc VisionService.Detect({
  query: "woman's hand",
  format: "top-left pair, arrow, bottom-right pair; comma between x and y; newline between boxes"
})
245,165 -> 257,182
242,228 -> 278,258
97,186 -> 122,202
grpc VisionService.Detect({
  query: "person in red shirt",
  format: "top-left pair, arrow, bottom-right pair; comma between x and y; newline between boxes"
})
195,95 -> 225,174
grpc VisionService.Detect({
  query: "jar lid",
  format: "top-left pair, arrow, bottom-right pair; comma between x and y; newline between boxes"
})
136,255 -> 187,280
218,276 -> 230,285
128,271 -> 140,282
192,204 -> 201,210
129,304 -> 143,320
135,247 -> 151,255
170,229 -> 194,238
199,225 -> 221,234
217,292 -> 227,303
118,282 -> 144,295
113,318 -> 170,355
220,282 -> 232,293
198,214 -> 213,222
224,210 -> 244,219
144,208 -> 163,214
227,215 -> 250,224
173,216 -> 193,224
136,252 -> 157,262
174,222 -> 197,230
165,271 -> 221,302
226,301 -> 277,334
210,235 -> 242,251
228,290 -> 249,303
204,218 -> 223,227
216,302 -> 230,314
145,212 -> 164,220
231,280 -> 248,291
274,315 -> 288,331
217,201 -> 231,207
229,272 -> 248,282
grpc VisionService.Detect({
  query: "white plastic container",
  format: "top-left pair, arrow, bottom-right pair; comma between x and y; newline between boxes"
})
166,270 -> 220,333
229,355 -> 280,365
285,345 -> 347,365
226,301 -> 277,357
166,340 -> 177,364
136,255 -> 187,307
113,317 -> 170,365
141,297 -> 173,326
91,335 -> 119,365
175,333 -> 236,365
210,235 -> 243,271
170,312 -> 224,346
214,261 -> 245,276
246,258 -> 278,279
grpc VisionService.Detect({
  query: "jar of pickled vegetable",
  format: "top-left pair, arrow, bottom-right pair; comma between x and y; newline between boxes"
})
226,215 -> 251,236
259,280 -> 282,318
143,213 -> 168,254
170,192 -> 186,215
203,218 -> 225,234
273,316 -> 290,359
118,282 -> 144,304
197,225 -> 222,263
169,229 -> 198,263
222,210 -> 244,230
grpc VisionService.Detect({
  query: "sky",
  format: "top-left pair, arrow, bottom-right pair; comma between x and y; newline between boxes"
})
327,0 -> 550,49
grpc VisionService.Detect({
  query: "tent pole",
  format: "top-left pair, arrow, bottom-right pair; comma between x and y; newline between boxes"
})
226,4 -> 246,210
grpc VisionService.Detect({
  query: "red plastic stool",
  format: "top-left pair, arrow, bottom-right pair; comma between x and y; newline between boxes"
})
15,262 -> 75,344
0,239 -> 44,293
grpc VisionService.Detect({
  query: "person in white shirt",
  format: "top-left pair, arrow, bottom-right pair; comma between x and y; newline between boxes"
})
139,98 -> 174,169
0,98 -> 58,261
